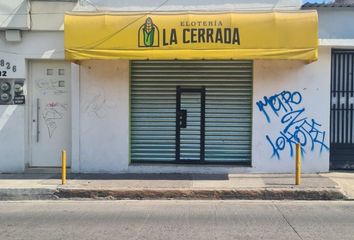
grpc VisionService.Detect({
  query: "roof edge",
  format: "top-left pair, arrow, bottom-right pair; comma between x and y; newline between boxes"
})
302,2 -> 354,8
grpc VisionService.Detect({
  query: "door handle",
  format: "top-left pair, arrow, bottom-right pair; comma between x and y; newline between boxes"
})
178,110 -> 187,128
36,98 -> 40,142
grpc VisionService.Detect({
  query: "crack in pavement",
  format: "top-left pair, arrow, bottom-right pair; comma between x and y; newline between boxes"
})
273,203 -> 304,240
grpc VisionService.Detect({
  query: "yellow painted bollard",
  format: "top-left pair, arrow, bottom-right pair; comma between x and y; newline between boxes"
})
62,150 -> 67,185
295,144 -> 301,185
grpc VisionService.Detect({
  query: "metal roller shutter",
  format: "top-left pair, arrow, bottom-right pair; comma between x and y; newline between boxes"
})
130,60 -> 252,164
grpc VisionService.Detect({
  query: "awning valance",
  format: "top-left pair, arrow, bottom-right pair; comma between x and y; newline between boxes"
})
64,11 -> 318,61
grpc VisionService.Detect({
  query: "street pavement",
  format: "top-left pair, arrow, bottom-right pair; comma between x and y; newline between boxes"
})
0,200 -> 353,240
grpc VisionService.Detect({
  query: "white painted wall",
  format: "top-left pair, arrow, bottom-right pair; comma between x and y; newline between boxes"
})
317,8 -> 354,40
71,63 -> 80,172
0,31 -> 65,77
77,48 -> 331,174
0,105 -> 25,172
252,47 -> 331,173
0,31 -> 65,172
0,0 -> 29,30
0,0 -> 76,31
79,60 -> 129,173
31,1 -> 77,31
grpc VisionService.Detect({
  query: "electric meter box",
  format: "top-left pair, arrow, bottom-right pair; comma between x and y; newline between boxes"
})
0,79 -> 25,105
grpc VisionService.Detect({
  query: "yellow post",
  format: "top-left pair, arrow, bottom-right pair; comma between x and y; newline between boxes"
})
295,143 -> 301,185
62,150 -> 67,185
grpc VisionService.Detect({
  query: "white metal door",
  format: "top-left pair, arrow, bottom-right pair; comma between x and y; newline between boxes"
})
30,61 -> 71,167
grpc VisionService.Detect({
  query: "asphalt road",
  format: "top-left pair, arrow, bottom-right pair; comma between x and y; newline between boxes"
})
0,200 -> 353,240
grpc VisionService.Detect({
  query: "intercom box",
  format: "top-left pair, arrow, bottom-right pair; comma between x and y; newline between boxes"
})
0,79 -> 25,105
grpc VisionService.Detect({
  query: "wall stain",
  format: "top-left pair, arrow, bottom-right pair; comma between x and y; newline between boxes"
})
82,93 -> 113,119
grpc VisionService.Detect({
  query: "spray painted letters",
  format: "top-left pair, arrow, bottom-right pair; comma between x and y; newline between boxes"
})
256,90 -> 329,159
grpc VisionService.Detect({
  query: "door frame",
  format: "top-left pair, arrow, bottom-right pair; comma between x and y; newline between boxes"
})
26,60 -> 72,168
175,86 -> 206,163
330,49 -> 354,170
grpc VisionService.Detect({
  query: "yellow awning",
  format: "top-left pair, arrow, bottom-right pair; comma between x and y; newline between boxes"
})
64,11 -> 318,61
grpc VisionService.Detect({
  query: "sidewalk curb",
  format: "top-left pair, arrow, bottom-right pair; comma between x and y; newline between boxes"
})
0,188 -> 58,201
54,188 -> 347,201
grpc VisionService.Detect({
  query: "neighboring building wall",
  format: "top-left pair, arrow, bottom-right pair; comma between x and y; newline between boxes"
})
0,0 -> 29,30
317,8 -> 354,40
0,31 -> 64,172
0,106 -> 25,172
0,0 -> 76,31
76,0 -> 301,11
79,60 -> 129,173
253,47 -> 331,173
31,0 -> 77,31
0,0 -> 78,172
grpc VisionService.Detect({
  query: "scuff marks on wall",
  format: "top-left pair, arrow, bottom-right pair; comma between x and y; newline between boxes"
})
80,63 -> 118,120
82,93 -> 113,119
256,90 -> 329,159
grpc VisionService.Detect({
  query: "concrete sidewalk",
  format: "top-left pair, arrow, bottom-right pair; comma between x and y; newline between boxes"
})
0,172 -> 353,200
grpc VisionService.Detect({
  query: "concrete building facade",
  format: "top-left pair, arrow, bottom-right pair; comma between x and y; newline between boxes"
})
0,0 -> 353,173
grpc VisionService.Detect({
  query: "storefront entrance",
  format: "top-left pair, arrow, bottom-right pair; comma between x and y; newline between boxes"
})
130,60 -> 252,165
176,87 -> 205,162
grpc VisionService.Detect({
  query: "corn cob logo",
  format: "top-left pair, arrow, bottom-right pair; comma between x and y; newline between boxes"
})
138,17 -> 159,47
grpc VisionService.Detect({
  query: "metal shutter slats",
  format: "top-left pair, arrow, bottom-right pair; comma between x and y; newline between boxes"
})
131,60 -> 252,164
